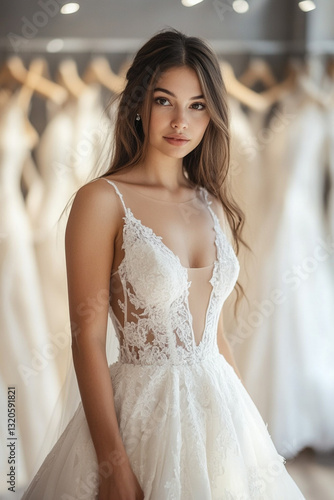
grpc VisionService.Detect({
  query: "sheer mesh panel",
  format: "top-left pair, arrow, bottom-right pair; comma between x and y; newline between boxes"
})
107,180 -> 218,352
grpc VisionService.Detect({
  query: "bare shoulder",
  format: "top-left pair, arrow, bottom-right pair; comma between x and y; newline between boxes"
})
72,177 -> 121,211
66,177 -> 123,238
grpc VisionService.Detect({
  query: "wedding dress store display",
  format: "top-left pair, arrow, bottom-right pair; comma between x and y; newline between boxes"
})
229,66 -> 334,458
0,91 -> 60,491
2,53 -> 333,497
323,69 -> 334,259
222,96 -> 267,350
32,97 -> 77,385
69,83 -> 111,187
226,85 -> 303,368
32,84 -> 110,386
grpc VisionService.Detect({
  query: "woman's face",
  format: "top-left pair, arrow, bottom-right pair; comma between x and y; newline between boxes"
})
144,66 -> 210,160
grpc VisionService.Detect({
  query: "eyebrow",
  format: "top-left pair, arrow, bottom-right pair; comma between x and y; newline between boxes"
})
154,87 -> 204,100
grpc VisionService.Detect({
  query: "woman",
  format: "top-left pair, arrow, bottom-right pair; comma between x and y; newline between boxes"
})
22,29 -> 306,500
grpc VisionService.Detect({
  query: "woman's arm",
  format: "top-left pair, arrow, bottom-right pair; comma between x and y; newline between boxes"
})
65,180 -> 144,499
65,180 -> 124,462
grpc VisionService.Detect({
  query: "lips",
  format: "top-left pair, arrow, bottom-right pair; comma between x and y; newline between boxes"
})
163,135 -> 190,146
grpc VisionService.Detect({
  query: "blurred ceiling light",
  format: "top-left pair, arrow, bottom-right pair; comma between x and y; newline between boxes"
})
298,1 -> 316,12
46,38 -> 64,52
181,0 -> 204,6
232,0 -> 249,13
60,3 -> 80,14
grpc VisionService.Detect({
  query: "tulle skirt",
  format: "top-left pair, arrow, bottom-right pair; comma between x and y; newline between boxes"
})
22,354 -> 305,499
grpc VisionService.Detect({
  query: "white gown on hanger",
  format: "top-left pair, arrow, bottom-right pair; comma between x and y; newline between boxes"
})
22,179 -> 305,499
236,73 -> 334,458
69,84 -> 112,187
227,86 -> 308,369
32,96 -> 80,388
222,97 -> 267,361
323,71 -> 334,260
32,85 -> 111,387
0,91 -> 60,492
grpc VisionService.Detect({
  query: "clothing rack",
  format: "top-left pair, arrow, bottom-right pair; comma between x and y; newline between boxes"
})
0,37 -> 320,56
1,36 -> 333,56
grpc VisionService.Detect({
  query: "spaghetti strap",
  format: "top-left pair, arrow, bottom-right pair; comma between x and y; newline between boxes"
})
200,186 -> 230,238
200,186 -> 218,222
102,178 -> 127,215
200,186 -> 211,207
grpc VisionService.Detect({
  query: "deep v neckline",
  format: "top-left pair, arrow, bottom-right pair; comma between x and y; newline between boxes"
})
122,207 -> 221,350
104,178 -> 222,350
106,178 -> 221,273
125,207 -> 220,272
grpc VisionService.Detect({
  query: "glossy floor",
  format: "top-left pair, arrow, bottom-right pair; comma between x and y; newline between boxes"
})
286,448 -> 334,500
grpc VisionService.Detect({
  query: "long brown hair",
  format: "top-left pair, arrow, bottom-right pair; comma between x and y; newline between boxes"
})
65,28 -> 249,310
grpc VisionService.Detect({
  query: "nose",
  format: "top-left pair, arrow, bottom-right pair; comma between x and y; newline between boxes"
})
171,107 -> 188,130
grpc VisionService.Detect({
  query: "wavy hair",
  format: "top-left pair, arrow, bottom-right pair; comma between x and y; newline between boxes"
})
66,28 -> 249,311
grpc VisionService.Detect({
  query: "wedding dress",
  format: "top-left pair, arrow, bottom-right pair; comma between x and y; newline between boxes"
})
222,97 -> 267,362
236,72 -> 334,458
22,179 -> 305,499
32,85 -> 111,387
323,71 -> 334,260
0,91 -> 60,492
32,97 -> 77,387
69,84 -> 112,187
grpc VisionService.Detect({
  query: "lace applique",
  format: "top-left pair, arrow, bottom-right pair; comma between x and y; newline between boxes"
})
104,179 -> 240,366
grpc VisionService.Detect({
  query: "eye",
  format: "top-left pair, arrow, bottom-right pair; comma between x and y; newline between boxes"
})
154,97 -> 170,106
191,102 -> 206,110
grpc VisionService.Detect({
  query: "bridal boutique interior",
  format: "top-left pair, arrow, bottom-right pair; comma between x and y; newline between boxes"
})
1,0 -> 334,499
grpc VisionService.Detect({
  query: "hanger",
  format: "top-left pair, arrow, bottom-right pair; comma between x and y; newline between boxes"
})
82,56 -> 125,93
239,57 -> 277,89
259,58 -> 299,105
18,59 -> 48,219
220,59 -> 300,111
56,58 -> 89,98
0,56 -> 68,105
17,58 -> 50,151
16,58 -> 43,111
219,60 -> 271,111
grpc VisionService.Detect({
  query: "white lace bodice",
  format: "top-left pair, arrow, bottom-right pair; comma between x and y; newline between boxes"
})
104,179 -> 240,366
22,179 -> 306,500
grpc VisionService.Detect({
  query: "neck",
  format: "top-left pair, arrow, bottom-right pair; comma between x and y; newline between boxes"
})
134,149 -> 190,192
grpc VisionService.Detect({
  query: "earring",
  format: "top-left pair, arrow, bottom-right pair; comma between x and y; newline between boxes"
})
135,113 -> 141,121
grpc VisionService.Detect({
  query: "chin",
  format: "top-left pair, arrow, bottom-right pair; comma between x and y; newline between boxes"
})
164,146 -> 193,158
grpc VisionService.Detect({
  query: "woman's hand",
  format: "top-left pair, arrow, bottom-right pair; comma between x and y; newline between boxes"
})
98,459 -> 145,500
